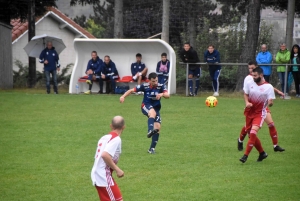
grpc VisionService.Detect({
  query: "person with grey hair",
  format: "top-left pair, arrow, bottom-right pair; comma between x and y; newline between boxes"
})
275,43 -> 291,96
256,44 -> 273,82
39,41 -> 60,94
91,116 -> 125,201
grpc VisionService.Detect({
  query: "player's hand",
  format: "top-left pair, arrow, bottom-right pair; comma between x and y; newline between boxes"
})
120,96 -> 125,103
44,60 -> 48,64
245,102 -> 253,108
57,68 -> 60,72
268,99 -> 273,107
101,74 -> 105,79
278,91 -> 284,97
116,169 -> 124,178
156,93 -> 163,100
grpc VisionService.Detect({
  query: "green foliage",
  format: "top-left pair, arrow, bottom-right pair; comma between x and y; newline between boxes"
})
13,60 -> 73,88
257,20 -> 275,53
85,18 -> 106,38
0,92 -> 299,200
72,14 -> 87,28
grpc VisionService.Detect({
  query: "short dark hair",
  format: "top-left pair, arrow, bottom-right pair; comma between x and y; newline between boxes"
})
148,72 -> 158,80
207,44 -> 214,48
248,61 -> 257,66
161,52 -> 167,57
253,66 -> 264,75
91,51 -> 97,55
184,42 -> 190,46
136,53 -> 142,57
104,55 -> 110,59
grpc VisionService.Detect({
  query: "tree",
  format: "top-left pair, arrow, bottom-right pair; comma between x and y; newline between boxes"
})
85,19 -> 105,38
114,0 -> 123,38
73,14 -> 87,28
0,0 -> 57,89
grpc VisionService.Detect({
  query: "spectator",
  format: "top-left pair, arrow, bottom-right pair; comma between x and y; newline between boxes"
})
179,42 -> 201,96
290,44 -> 300,98
275,43 -> 291,95
131,53 -> 148,85
84,51 -> 103,95
100,55 -> 119,94
256,44 -> 273,82
39,41 -> 60,94
156,52 -> 170,85
204,45 -> 221,96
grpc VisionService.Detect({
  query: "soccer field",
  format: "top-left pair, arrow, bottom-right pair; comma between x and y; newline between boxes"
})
0,90 -> 299,201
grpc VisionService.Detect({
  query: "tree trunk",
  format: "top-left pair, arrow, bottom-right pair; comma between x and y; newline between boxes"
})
0,22 -> 13,89
188,17 -> 196,49
28,0 -> 36,88
162,0 -> 170,43
286,0 -> 295,50
114,0 -> 123,38
235,0 -> 261,92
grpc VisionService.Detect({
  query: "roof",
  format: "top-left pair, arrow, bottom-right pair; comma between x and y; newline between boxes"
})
11,6 -> 96,43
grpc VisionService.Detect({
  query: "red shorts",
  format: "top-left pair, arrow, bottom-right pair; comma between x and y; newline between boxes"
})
245,114 -> 265,132
95,183 -> 122,201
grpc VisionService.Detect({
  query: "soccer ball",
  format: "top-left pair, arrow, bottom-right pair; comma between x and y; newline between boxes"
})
205,96 -> 218,108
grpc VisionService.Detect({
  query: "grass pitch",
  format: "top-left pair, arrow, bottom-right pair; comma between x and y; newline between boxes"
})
0,90 -> 299,201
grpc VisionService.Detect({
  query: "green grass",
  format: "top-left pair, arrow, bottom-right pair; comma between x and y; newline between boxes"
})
0,90 -> 300,201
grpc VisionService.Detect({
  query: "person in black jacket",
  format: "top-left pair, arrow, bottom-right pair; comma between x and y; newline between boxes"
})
179,42 -> 201,96
100,55 -> 119,94
290,44 -> 300,97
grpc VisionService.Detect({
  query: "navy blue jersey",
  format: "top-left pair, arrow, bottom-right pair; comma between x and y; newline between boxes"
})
39,47 -> 60,71
131,62 -> 146,76
86,56 -> 103,74
134,82 -> 167,109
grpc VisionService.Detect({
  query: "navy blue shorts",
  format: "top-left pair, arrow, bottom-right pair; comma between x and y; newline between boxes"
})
189,68 -> 201,77
141,104 -> 161,124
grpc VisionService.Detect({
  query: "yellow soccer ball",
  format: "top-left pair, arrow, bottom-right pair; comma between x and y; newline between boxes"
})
205,96 -> 218,108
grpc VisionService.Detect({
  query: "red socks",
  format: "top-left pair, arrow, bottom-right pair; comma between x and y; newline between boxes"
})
245,130 -> 264,155
268,122 -> 278,146
239,126 -> 247,141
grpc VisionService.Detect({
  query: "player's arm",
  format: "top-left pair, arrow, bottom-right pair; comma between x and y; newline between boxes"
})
244,93 -> 252,108
101,151 -> 124,178
120,88 -> 135,103
156,90 -> 170,100
273,87 -> 284,96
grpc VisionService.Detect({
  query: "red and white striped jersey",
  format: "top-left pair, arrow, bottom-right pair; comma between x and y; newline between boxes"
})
91,132 -> 121,187
243,80 -> 275,118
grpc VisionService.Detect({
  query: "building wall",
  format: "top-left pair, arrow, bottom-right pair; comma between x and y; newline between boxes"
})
12,15 -> 78,74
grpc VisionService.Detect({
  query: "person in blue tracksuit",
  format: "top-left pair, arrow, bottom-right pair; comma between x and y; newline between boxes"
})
39,41 -> 60,94
156,52 -> 170,85
84,51 -> 103,94
100,55 -> 119,94
256,44 -> 273,82
131,53 -> 148,85
204,45 -> 221,96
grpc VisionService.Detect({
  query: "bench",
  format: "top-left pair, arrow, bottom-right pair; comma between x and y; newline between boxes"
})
77,75 -> 149,93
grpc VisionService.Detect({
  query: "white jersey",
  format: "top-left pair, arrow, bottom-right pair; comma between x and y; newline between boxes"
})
243,80 -> 275,118
91,132 -> 121,187
243,74 -> 253,88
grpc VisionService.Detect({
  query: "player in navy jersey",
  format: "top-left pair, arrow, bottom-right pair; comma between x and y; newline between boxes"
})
120,72 -> 170,154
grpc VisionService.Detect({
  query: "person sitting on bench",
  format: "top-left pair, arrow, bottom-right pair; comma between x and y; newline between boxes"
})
100,55 -> 119,94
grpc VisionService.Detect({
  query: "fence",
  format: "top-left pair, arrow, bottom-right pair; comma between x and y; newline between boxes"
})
179,62 -> 298,99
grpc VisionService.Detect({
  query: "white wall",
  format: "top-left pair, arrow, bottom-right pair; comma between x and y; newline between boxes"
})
12,15 -> 78,74
69,39 -> 176,94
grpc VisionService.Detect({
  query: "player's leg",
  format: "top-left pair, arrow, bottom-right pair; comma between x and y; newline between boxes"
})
142,105 -> 158,138
188,70 -> 194,96
194,68 -> 201,96
148,113 -> 161,154
85,74 -> 93,94
52,70 -> 58,94
264,112 -> 285,152
237,125 -> 247,151
213,69 -> 221,96
45,70 -> 51,94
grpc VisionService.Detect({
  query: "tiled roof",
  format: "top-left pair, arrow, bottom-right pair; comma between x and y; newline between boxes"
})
11,6 -> 96,43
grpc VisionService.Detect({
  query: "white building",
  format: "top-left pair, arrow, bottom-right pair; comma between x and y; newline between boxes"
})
11,7 -> 95,73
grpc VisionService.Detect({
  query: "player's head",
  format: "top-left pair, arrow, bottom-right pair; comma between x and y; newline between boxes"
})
148,72 -> 158,87
261,44 -> 267,52
161,52 -> 167,62
248,61 -> 258,73
111,116 -> 125,133
207,45 -> 214,53
91,51 -> 97,60
104,55 -> 110,64
183,42 -> 191,51
136,53 -> 142,63
252,67 -> 264,83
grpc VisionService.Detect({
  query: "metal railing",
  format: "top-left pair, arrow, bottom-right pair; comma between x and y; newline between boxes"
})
179,62 -> 299,98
